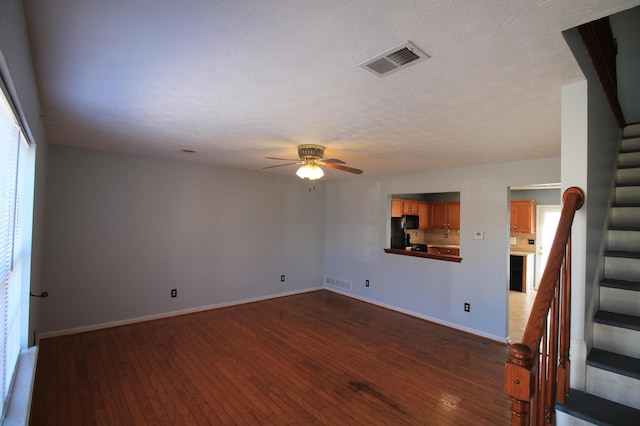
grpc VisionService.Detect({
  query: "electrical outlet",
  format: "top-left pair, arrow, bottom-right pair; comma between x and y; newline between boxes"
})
528,239 -> 535,245
171,289 -> 177,298
280,275 -> 285,282
365,279 -> 370,287
464,302 -> 470,312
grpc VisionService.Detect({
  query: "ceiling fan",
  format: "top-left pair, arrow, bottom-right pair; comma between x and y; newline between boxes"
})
263,144 -> 363,180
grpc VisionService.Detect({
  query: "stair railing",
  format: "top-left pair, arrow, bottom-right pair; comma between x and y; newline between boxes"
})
505,187 -> 585,425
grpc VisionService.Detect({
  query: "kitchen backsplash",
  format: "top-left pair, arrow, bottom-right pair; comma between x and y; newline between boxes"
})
510,232 -> 536,253
408,228 -> 460,246
407,228 -> 534,251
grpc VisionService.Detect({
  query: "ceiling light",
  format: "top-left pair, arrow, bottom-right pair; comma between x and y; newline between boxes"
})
296,161 -> 324,180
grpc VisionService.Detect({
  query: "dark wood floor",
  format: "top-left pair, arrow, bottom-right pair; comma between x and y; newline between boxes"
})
31,290 -> 511,425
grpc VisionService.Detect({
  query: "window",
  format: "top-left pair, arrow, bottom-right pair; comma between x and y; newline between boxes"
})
0,78 -> 34,417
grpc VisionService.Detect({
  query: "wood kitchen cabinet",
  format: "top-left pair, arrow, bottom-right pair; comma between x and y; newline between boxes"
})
428,246 -> 460,256
403,200 -> 420,215
418,202 -> 429,229
429,202 -> 460,230
510,200 -> 536,233
391,199 -> 404,218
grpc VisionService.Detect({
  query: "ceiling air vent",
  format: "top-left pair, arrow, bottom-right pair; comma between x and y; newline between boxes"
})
360,41 -> 429,77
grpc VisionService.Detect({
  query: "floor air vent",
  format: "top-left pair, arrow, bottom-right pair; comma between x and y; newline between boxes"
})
325,276 -> 352,291
360,41 -> 429,77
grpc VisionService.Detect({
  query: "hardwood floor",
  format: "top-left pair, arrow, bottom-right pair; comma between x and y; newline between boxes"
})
31,290 -> 511,425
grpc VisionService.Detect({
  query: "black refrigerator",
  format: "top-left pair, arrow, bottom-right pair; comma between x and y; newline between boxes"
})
390,217 -> 406,249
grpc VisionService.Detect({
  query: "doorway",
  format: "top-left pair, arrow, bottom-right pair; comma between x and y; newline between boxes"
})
507,186 -> 561,342
535,205 -> 562,290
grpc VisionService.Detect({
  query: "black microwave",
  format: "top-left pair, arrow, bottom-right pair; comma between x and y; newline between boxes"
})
404,215 -> 419,229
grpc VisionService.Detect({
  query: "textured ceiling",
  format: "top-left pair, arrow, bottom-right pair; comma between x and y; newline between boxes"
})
24,0 -> 640,179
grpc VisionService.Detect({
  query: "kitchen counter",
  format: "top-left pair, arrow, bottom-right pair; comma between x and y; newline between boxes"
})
384,248 -> 462,263
510,251 -> 534,256
428,244 -> 460,249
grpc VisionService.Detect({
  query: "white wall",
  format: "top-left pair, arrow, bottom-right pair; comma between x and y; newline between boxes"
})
324,157 -> 560,341
38,146 -> 326,334
0,0 -> 49,346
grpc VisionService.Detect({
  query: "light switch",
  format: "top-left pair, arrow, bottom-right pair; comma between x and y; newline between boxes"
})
510,237 -> 516,245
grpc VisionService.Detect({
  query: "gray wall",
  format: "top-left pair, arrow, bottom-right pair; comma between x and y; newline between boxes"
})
562,27 -> 622,389
39,146 -> 326,333
511,189 -> 561,205
611,6 -> 640,123
324,157 -> 560,341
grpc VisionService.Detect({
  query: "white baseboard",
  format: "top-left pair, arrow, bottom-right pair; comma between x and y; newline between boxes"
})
324,286 -> 506,343
37,287 -> 322,341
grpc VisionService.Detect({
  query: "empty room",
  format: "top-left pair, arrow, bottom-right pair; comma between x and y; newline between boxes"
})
1,0 -> 639,424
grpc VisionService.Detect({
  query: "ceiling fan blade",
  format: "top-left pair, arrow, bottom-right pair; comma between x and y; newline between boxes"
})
265,156 -> 299,161
323,162 -> 363,174
322,158 -> 346,164
262,162 -> 300,169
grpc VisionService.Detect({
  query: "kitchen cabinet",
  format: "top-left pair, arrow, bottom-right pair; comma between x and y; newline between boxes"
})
429,202 -> 460,230
510,200 -> 536,233
392,199 -> 429,229
418,202 -> 429,229
402,200 -> 420,215
428,246 -> 460,256
391,199 -> 404,218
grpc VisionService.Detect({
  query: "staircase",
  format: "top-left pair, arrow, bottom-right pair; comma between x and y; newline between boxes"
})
557,125 -> 640,424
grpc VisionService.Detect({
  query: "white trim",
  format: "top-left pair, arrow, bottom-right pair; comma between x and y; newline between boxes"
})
37,287 -> 322,341
324,286 -> 507,343
0,52 -> 36,146
2,347 -> 37,426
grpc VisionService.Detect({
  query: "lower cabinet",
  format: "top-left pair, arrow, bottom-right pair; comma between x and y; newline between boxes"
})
428,246 -> 460,256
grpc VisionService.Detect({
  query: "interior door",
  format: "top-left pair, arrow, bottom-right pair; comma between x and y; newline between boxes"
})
535,205 -> 561,289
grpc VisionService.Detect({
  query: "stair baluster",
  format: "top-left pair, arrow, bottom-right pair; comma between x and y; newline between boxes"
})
505,187 -> 584,425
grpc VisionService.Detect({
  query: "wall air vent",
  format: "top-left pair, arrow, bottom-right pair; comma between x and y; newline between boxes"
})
325,276 -> 352,292
360,41 -> 430,77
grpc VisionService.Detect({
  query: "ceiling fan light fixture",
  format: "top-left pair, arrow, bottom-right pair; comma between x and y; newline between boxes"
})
296,161 -> 324,180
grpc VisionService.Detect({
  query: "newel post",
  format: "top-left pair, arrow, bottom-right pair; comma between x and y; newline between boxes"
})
505,343 -> 534,425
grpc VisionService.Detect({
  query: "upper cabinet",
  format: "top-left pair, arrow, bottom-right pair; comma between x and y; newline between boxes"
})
510,200 -> 536,233
429,202 -> 460,230
391,199 -> 404,218
418,202 -> 430,229
391,199 -> 430,229
402,200 -> 419,215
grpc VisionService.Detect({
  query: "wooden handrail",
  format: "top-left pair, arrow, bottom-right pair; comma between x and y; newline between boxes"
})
578,17 -> 626,129
505,187 -> 584,425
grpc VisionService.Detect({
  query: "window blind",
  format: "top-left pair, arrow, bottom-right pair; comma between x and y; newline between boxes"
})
0,81 -> 29,417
